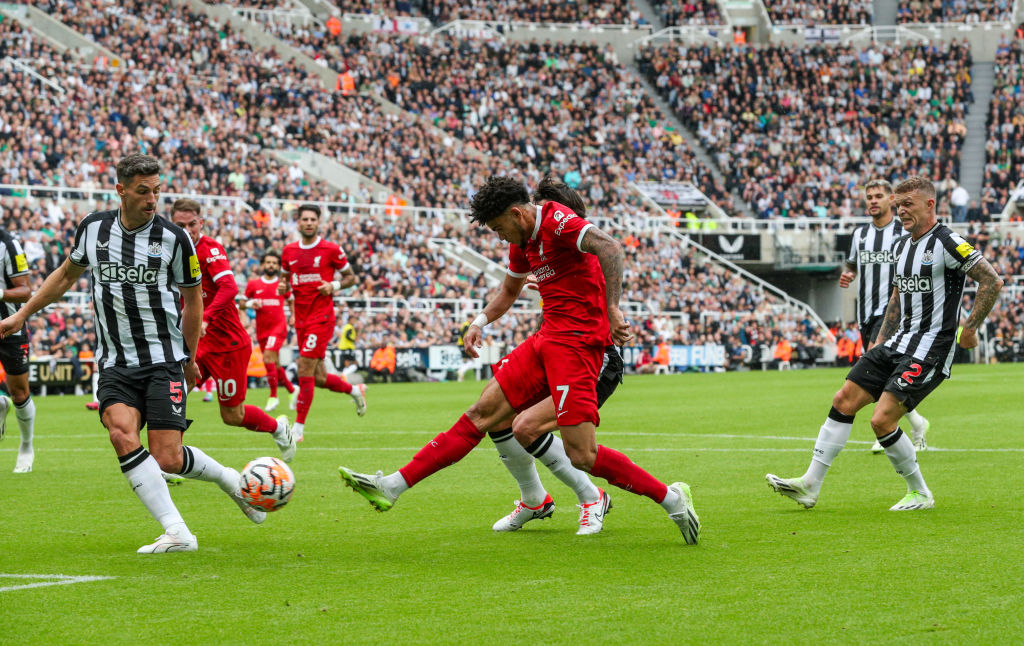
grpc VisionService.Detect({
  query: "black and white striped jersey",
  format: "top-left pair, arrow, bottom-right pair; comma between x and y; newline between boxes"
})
0,229 -> 30,331
69,209 -> 201,369
883,223 -> 982,376
846,218 -> 903,325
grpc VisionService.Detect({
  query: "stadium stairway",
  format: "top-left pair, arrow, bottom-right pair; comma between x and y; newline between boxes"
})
961,62 -> 996,202
872,1 -> 898,27
630,67 -> 757,219
632,0 -> 666,30
0,3 -> 118,63
428,238 -> 541,305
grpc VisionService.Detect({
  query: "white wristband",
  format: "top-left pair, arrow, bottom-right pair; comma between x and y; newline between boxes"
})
0,289 -> 4,301
331,280 -> 342,291
245,299 -> 256,308
471,313 -> 489,329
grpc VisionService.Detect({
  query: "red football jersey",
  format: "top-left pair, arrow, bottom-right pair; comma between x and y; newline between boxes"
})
281,236 -> 349,323
244,275 -> 290,340
195,235 -> 250,350
507,201 -> 609,347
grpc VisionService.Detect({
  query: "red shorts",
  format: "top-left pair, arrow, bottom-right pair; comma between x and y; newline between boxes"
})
296,317 -> 335,359
493,334 -> 601,427
195,342 -> 250,407
258,329 -> 287,353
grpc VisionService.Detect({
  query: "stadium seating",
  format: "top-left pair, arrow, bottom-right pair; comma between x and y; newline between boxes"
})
637,40 -> 973,218
648,0 -> 724,27
897,0 -> 1015,24
763,1 -> 872,26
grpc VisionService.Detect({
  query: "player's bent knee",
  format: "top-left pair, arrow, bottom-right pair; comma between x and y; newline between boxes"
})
220,405 -> 245,426
565,445 -> 597,472
151,449 -> 184,474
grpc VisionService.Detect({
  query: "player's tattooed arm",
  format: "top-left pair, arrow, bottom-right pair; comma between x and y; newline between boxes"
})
337,267 -> 357,290
580,227 -> 624,307
963,257 -> 1004,330
875,287 -> 901,346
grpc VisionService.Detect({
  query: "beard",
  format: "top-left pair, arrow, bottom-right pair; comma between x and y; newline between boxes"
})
263,268 -> 279,277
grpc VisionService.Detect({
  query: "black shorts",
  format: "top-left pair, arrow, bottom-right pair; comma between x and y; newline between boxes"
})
97,362 -> 189,431
846,345 -> 945,412
596,346 -> 624,408
860,315 -> 885,347
0,335 -> 29,376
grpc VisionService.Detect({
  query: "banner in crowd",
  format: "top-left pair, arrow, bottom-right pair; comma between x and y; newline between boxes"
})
329,344 -> 726,372
694,233 -> 761,261
369,17 -> 424,34
634,182 -> 709,208
27,360 -> 93,387
804,27 -> 840,44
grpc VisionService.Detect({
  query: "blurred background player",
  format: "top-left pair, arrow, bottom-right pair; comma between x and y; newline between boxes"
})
768,177 -> 1004,512
0,154 -> 263,553
339,176 -> 700,544
171,200 -> 295,463
0,228 -> 36,473
840,179 -> 929,452
244,251 -> 297,412
280,204 -> 366,441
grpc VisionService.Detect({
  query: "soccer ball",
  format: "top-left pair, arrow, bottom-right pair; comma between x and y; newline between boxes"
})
239,457 -> 295,511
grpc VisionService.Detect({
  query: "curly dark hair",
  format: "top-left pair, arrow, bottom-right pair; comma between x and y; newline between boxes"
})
261,251 -> 281,263
115,153 -> 161,185
469,176 -> 530,224
532,174 -> 586,216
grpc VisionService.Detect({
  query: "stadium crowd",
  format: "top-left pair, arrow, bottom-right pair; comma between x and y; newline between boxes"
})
763,0 -> 872,26
897,0 -> 1015,24
987,34 -> 1024,221
638,40 -> 974,219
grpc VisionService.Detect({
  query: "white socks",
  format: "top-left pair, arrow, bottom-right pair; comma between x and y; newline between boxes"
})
803,407 -> 854,492
879,429 -> 930,494
179,446 -> 236,492
13,397 -> 34,471
659,485 -> 681,512
381,471 -> 410,497
489,430 -> 547,507
527,432 -> 601,504
119,447 -> 187,533
904,409 -> 927,432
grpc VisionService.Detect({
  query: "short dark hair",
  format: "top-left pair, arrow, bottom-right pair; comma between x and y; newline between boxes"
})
469,176 -> 530,224
894,176 -> 936,199
171,198 -> 201,216
297,203 -> 321,219
863,179 -> 893,194
532,174 -> 586,216
116,154 -> 161,185
261,251 -> 281,263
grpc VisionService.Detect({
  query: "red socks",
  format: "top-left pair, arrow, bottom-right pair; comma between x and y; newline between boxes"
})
265,362 -> 279,397
399,414 -> 485,487
323,373 -> 353,394
277,366 -> 296,394
241,405 -> 278,433
590,445 -> 669,503
296,376 -> 315,424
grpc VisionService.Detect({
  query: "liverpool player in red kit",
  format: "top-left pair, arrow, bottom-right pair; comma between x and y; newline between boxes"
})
339,177 -> 700,543
280,204 -> 366,441
244,251 -> 297,412
171,200 -> 296,462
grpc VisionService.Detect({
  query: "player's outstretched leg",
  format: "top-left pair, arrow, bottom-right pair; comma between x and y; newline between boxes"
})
766,406 -> 854,509
119,447 -> 197,553
339,414 -> 486,512
322,374 -> 367,416
905,409 -> 929,451
12,396 -> 35,473
178,446 -> 267,524
489,429 -> 554,531
586,443 -> 699,544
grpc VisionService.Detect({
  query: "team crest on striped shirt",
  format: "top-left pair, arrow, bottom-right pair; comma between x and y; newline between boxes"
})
147,242 -> 164,258
920,250 -> 934,266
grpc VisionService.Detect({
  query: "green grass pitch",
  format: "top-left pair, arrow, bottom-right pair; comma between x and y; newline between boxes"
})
1,364 -> 1022,644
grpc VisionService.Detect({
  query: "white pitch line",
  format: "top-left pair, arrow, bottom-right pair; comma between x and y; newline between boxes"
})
0,574 -> 116,593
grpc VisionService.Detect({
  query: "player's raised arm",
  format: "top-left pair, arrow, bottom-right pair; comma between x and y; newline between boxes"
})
0,258 -> 84,338
958,257 -> 1004,349
463,271 -> 529,357
579,227 -> 633,346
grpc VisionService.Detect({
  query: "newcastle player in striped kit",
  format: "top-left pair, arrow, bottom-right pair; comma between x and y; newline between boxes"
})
840,179 -> 930,452
0,154 -> 265,553
0,229 -> 36,473
767,177 -> 1003,511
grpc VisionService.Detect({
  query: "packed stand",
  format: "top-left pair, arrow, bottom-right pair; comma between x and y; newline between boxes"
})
257,27 -> 736,215
764,0 -> 872,25
411,0 -> 647,26
640,0 -> 724,26
637,40 -> 973,219
897,0 -> 1015,23
987,34 -> 1024,221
